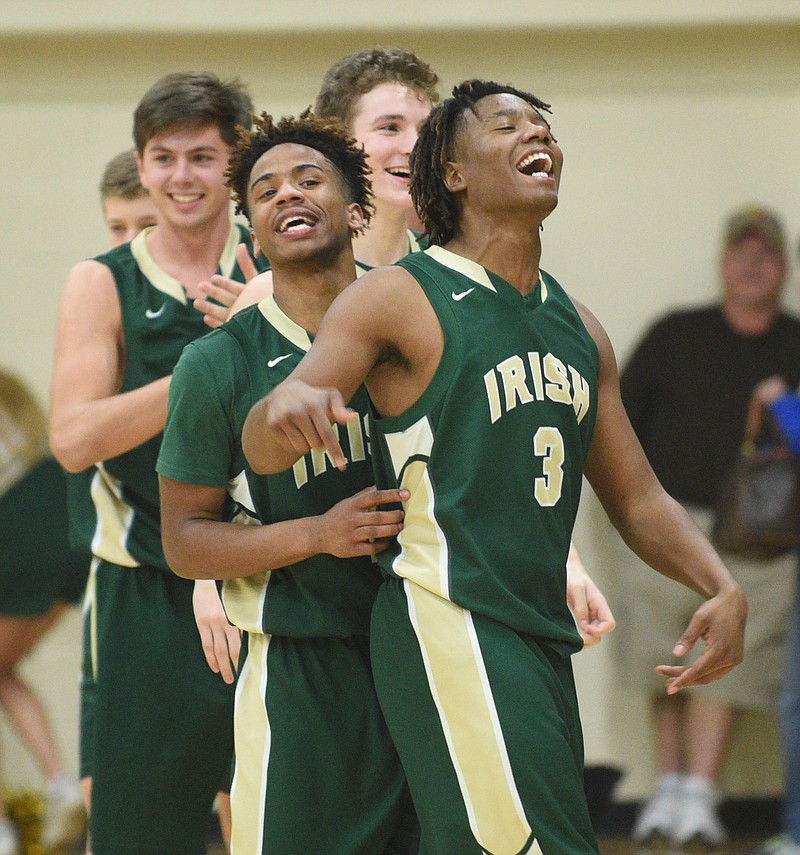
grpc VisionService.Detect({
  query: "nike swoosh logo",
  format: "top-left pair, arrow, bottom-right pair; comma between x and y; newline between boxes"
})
452,288 -> 475,302
145,304 -> 166,319
267,354 -> 293,368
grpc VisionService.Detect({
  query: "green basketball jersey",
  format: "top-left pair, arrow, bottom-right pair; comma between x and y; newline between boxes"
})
83,223 -> 266,570
370,246 -> 599,653
157,295 -> 381,638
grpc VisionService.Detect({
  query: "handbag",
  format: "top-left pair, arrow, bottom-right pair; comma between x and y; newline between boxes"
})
712,395 -> 800,558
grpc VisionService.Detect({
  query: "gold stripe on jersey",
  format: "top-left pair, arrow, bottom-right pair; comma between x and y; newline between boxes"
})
404,581 -> 537,855
257,296 -> 312,352
230,632 -> 271,855
425,245 -> 497,294
130,224 -> 243,304
85,558 -> 100,682
90,463 -> 137,567
222,471 -> 269,633
383,418 -> 451,598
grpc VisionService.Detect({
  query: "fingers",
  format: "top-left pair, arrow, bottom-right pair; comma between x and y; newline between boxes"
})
276,409 -> 349,470
197,624 -> 220,674
236,241 -> 259,282
656,660 -> 735,694
350,486 -> 410,508
200,276 -> 245,309
193,296 -> 229,330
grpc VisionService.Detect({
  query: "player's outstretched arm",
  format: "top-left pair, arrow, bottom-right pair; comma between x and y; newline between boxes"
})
566,542 -> 616,649
50,260 -> 171,472
242,268 -> 414,475
576,299 -> 746,691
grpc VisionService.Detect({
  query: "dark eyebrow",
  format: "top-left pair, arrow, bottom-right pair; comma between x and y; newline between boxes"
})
371,113 -> 405,124
484,108 -> 518,121
148,144 -> 219,155
483,107 -> 548,126
250,161 -> 326,192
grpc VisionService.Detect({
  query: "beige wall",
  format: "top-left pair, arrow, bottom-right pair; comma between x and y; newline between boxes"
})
2,7 -> 799,802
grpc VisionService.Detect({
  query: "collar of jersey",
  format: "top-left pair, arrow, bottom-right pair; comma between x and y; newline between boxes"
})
424,244 -> 547,309
130,224 -> 242,305
257,294 -> 312,352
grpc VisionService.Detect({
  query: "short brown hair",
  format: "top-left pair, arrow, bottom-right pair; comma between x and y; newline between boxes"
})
133,71 -> 253,153
99,149 -> 147,201
314,47 -> 439,130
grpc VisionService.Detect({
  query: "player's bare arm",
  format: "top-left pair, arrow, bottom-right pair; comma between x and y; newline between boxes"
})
159,476 -> 409,580
242,265 -> 441,475
50,259 -> 171,472
576,298 -> 746,691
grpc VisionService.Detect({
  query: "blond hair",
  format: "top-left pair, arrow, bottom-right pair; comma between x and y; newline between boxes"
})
0,370 -> 48,496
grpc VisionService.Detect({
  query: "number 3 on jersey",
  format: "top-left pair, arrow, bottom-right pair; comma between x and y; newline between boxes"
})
533,426 -> 564,507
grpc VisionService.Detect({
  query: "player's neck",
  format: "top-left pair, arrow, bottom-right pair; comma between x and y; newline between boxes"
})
352,202 -> 410,268
145,212 -> 233,299
271,249 -> 357,336
446,213 -> 543,296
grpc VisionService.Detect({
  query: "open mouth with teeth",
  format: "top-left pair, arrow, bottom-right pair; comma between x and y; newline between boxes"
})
278,213 -> 318,234
386,167 -> 410,180
516,152 -> 553,176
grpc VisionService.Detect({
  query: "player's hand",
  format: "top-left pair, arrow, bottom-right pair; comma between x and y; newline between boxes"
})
565,544 -> 616,649
192,579 -> 241,684
655,581 -> 747,694
194,243 -> 259,329
751,375 -> 788,408
316,486 -> 409,558
266,379 -> 357,471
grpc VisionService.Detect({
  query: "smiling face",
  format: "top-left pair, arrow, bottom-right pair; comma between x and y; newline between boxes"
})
246,142 -> 364,268
446,93 -> 563,223
136,124 -> 232,232
350,82 -> 432,212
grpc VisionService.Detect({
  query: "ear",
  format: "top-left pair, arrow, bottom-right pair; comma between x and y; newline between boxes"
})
135,150 -> 149,190
443,161 -> 465,193
250,228 -> 262,258
347,203 -> 366,235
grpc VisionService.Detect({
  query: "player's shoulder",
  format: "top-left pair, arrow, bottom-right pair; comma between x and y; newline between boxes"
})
353,261 -> 420,293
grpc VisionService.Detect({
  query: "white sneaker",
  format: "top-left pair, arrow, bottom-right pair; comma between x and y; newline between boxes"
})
40,772 -> 87,851
0,819 -> 20,855
632,772 -> 684,842
672,774 -> 727,847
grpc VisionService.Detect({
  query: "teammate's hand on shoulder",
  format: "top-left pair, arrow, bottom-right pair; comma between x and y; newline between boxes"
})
194,243 -> 260,329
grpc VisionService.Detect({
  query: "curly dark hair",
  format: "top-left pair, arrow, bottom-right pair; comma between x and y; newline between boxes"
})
410,80 -> 552,246
227,109 -> 374,227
